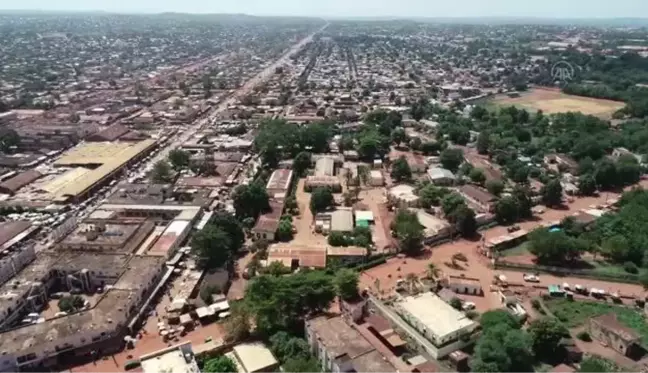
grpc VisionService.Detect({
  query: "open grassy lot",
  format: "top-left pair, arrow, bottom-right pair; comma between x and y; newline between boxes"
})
499,241 -> 531,257
544,298 -> 648,346
487,88 -> 625,119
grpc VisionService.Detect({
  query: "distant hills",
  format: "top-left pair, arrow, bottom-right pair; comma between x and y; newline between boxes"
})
0,10 -> 647,27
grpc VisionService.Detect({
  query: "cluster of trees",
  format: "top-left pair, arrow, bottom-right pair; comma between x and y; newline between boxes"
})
441,193 -> 477,238
191,213 -> 245,269
416,182 -> 451,209
168,149 -> 190,170
471,310 -> 569,372
579,155 -> 642,195
232,182 -> 270,220
244,268 -> 358,335
528,188 -> 648,269
309,187 -> 334,214
390,156 -> 412,182
203,356 -> 238,373
151,160 -> 173,183
467,104 -> 648,184
254,119 -> 335,167
391,210 -> 425,255
493,186 -> 533,224
268,331 -> 321,372
328,226 -> 372,248
550,50 -> 648,118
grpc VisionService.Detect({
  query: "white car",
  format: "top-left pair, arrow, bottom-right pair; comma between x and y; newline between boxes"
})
523,274 -> 540,283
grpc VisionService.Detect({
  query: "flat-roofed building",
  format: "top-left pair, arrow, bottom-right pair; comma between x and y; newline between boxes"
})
388,184 -> 419,207
0,170 -> 42,195
416,210 -> 451,243
232,342 -> 279,373
306,315 -> 398,373
266,169 -> 293,199
140,342 -> 199,373
393,292 -> 479,358
315,157 -> 335,177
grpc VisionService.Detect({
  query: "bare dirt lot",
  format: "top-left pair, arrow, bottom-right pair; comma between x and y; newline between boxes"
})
488,87 -> 625,118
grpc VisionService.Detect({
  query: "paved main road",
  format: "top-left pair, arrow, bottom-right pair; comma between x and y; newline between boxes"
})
147,22 -> 329,169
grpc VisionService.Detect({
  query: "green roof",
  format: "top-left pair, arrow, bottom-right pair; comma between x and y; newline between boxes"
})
356,219 -> 370,227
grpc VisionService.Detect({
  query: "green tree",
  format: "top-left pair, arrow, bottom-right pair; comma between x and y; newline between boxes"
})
449,297 -> 462,310
233,182 -> 270,219
418,184 -> 450,208
391,210 -> 425,255
450,205 -> 477,238
223,303 -> 251,343
486,179 -> 505,196
495,196 -> 519,224
441,193 -> 466,216
440,148 -> 464,172
420,141 -> 440,155
203,356 -> 237,373
293,152 -> 312,177
269,331 -> 310,362
168,149 -> 190,170
310,187 -> 334,214
476,131 -> 490,154
578,173 -> 597,196
328,231 -> 348,246
480,310 -> 521,330
390,127 -> 408,146
191,225 -> 233,269
276,219 -> 293,242
334,269 -> 359,301
513,186 -> 533,219
245,271 -> 335,333
151,160 -> 173,183
282,357 -> 321,373
469,168 -> 486,185
640,271 -> 648,290
578,356 -> 617,373
390,156 -> 412,182
528,317 -> 569,359
528,229 -> 586,264
542,179 -> 563,207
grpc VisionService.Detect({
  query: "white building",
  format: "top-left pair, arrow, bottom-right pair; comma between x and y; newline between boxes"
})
427,167 -> 455,186
140,342 -> 199,373
394,292 -> 478,358
388,184 -> 419,207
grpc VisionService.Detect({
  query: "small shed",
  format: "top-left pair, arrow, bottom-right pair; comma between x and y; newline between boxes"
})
179,313 -> 194,326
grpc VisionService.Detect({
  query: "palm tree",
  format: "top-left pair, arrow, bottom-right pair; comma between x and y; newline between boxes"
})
405,273 -> 419,293
427,263 -> 440,281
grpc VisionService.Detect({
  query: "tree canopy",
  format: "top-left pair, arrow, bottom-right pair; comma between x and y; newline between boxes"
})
203,356 -> 237,373
391,210 -> 425,255
390,156 -> 412,182
333,268 -> 359,301
245,270 -> 335,334
439,148 -> 464,172
233,182 -> 270,220
168,149 -> 190,170
310,187 -> 334,214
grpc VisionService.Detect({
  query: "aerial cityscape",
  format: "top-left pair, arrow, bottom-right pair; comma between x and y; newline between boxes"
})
1,5 -> 648,373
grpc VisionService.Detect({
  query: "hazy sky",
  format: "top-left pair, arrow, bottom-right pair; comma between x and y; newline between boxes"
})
1,0 -> 646,18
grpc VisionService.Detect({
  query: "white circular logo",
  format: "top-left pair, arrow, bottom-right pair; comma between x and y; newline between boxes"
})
551,61 -> 575,83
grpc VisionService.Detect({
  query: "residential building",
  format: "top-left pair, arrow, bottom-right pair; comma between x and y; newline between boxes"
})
388,184 -> 419,207
306,315 -> 398,373
230,342 -> 279,373
458,185 -> 495,213
589,313 -> 640,357
392,292 -> 479,358
427,167 -> 455,185
140,343 -> 200,373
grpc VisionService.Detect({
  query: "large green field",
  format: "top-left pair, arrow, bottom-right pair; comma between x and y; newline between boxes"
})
544,298 -> 648,346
